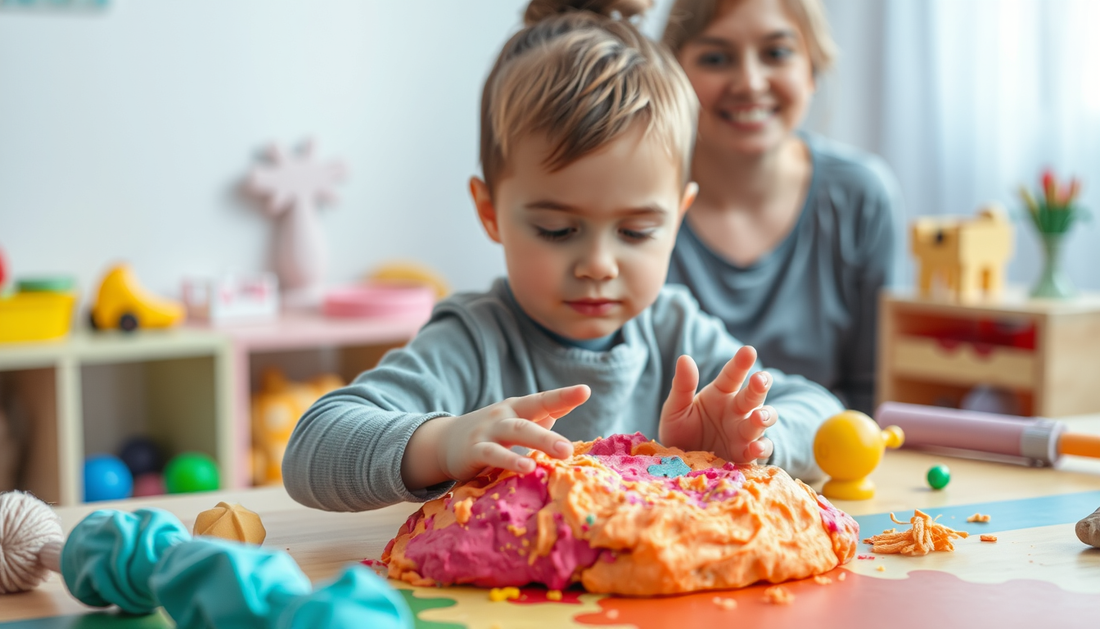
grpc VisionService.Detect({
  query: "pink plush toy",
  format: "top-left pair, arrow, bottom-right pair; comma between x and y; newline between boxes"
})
246,140 -> 347,308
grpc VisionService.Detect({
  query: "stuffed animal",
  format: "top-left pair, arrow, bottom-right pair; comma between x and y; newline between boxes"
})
250,369 -> 344,486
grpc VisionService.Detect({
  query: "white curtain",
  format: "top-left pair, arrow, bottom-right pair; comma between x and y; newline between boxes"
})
813,0 -> 1100,290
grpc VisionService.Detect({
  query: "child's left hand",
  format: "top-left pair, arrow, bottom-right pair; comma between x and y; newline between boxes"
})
658,345 -> 776,465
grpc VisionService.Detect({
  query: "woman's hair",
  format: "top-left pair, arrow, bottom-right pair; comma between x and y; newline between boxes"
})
479,0 -> 698,194
661,0 -> 837,74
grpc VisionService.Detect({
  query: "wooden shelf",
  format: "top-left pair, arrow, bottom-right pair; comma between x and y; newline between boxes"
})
0,310 -> 428,505
878,290 -> 1100,417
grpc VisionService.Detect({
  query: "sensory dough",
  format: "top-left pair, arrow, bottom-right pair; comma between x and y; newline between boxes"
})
383,433 -> 859,596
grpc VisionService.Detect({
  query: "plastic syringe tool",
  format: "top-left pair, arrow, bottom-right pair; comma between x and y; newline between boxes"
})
875,402 -> 1100,466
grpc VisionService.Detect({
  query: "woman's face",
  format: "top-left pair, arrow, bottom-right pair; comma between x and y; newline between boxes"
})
677,0 -> 816,158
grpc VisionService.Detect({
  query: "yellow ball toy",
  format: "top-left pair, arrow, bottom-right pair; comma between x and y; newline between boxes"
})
814,410 -> 905,501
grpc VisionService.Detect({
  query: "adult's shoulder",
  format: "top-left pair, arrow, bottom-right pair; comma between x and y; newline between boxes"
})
805,132 -> 901,205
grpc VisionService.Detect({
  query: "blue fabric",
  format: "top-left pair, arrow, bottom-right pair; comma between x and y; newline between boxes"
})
61,509 -> 189,614
59,507 -> 413,629
276,566 -> 414,629
152,538 -> 311,628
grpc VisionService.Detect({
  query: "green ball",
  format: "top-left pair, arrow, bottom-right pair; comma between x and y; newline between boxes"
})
164,452 -> 220,494
926,464 -> 951,490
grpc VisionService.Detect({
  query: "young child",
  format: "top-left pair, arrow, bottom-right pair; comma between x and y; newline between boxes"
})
282,0 -> 844,513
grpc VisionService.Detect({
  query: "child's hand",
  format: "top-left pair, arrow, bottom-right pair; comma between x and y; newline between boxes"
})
658,346 -> 776,465
402,385 -> 590,490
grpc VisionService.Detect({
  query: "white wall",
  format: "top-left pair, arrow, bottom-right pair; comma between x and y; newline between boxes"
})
0,0 -> 545,302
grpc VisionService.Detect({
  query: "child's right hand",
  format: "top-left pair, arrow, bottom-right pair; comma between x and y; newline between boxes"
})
401,384 -> 590,491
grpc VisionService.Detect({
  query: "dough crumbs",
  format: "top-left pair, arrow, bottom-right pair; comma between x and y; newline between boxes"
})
454,498 -> 474,525
488,587 -> 521,602
607,609 -> 620,619
837,571 -> 846,581
813,574 -> 832,585
763,585 -> 795,605
980,534 -> 998,542
712,596 -> 738,610
876,565 -> 886,572
863,510 -> 968,555
967,513 -> 991,523
547,590 -> 563,601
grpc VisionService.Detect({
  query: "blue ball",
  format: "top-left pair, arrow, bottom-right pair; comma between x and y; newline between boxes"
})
119,436 -> 163,476
84,454 -> 134,502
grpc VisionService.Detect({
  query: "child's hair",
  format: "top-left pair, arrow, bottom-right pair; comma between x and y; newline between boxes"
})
479,0 -> 698,194
661,0 -> 837,75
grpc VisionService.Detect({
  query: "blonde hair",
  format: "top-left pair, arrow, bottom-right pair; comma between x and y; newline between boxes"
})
479,0 -> 699,194
661,0 -> 837,74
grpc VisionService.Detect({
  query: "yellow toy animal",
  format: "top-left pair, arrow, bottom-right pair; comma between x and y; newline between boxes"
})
911,206 -> 1013,301
250,369 -> 344,486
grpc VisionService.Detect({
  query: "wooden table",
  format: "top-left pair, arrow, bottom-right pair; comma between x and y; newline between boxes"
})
5,416 -> 1100,628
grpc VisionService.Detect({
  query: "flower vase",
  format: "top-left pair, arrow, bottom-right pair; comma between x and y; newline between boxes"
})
1031,232 -> 1076,299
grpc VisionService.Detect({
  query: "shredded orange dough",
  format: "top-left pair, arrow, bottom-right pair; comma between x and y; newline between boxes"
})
862,509 -> 969,556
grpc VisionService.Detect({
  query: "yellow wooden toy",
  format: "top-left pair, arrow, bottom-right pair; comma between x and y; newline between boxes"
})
912,206 -> 1013,301
193,501 -> 267,545
90,264 -> 184,331
250,369 -> 344,486
814,410 -> 904,501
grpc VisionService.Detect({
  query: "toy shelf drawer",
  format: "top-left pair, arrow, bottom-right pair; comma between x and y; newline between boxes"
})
890,335 -> 1035,390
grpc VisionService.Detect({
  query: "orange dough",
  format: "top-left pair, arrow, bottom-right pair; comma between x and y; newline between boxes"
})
384,433 -> 859,596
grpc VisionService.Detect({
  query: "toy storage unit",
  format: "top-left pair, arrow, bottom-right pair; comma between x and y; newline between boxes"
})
0,311 -> 429,505
877,290 -> 1100,418
0,329 -> 232,506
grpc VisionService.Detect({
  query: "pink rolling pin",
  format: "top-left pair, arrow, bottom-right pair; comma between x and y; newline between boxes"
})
874,402 -> 1100,467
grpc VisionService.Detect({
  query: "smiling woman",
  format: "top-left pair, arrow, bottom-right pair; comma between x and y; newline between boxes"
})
661,0 -> 904,415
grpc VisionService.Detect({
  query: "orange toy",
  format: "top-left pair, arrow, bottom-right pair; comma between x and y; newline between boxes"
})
250,369 -> 343,486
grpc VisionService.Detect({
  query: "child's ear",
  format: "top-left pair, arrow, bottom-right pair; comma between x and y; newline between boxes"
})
469,176 -> 502,243
678,182 -> 699,218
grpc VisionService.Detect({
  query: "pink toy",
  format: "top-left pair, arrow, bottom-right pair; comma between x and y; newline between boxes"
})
132,472 -> 166,497
245,140 -> 347,308
876,402 -> 1100,467
322,285 -> 435,319
182,273 -> 279,324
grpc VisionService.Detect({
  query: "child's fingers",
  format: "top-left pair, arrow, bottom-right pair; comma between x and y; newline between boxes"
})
507,384 -> 592,424
710,346 -> 758,395
471,441 -> 537,475
661,355 -> 699,420
494,417 -> 573,459
744,437 -> 773,463
738,405 -> 776,440
732,370 -> 771,416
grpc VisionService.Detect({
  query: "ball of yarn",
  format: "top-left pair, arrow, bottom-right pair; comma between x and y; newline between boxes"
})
0,491 -> 64,593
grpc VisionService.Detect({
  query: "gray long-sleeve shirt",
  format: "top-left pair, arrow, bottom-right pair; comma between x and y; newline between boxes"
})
282,279 -> 843,512
667,134 -> 904,415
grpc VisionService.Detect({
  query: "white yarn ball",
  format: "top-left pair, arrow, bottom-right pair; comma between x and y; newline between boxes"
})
0,491 -> 64,594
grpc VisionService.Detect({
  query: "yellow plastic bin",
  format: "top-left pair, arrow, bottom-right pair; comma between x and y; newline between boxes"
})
0,291 -> 77,342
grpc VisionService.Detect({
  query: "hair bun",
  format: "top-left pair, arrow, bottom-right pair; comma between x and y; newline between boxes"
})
524,0 -> 652,26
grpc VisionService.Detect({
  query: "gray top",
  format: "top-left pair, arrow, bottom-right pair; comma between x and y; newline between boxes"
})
282,279 -> 844,512
667,134 -> 904,415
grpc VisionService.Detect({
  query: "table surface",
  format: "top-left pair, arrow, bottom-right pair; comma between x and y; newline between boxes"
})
4,416 -> 1100,628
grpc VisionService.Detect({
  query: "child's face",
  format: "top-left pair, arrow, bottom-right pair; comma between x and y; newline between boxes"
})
676,0 -> 815,157
472,124 -> 697,340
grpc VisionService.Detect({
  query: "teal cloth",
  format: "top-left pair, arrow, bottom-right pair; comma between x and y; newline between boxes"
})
59,507 -> 412,629
61,509 -> 189,614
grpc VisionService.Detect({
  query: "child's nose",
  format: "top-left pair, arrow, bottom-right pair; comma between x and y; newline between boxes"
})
575,241 -> 619,281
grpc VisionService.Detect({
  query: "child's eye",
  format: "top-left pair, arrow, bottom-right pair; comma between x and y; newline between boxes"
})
621,228 -> 655,242
536,226 -> 574,241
